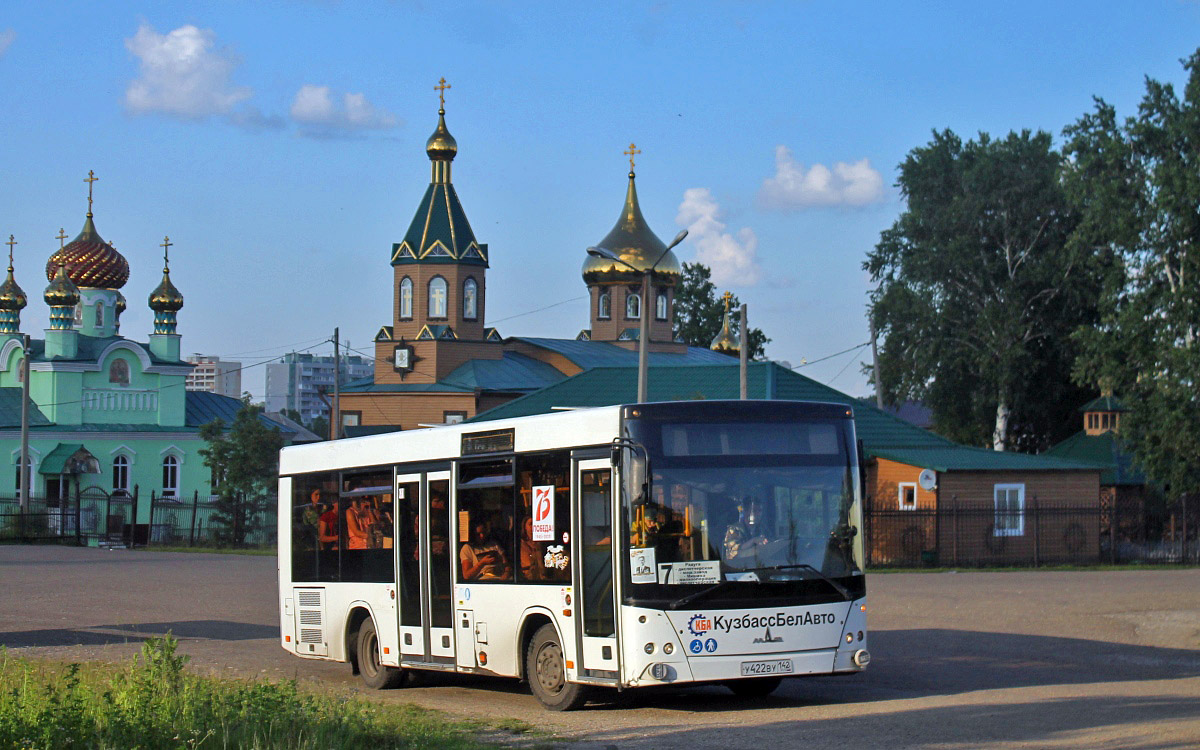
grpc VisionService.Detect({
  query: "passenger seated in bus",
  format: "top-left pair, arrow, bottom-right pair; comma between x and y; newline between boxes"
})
460,519 -> 511,580
519,516 -> 543,580
724,499 -> 770,561
346,497 -> 370,550
318,500 -> 340,550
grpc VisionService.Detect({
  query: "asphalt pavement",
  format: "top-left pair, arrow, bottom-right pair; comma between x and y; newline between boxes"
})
1,545 -> 1198,749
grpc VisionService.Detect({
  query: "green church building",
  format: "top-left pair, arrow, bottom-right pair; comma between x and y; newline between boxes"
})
0,175 -> 287,532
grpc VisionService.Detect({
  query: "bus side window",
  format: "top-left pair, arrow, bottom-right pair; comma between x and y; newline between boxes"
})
516,452 -> 571,583
341,469 -> 395,584
293,472 -> 340,582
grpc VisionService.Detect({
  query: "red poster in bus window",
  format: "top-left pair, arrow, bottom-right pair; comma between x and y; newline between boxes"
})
532,485 -> 555,541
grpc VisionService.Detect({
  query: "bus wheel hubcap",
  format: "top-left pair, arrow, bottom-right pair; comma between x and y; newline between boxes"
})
536,642 -> 564,694
363,633 -> 378,675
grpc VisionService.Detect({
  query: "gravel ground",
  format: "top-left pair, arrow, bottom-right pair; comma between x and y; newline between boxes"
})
2,545 -> 1198,749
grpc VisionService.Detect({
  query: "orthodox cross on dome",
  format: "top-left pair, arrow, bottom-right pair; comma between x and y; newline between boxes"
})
160,236 -> 173,272
55,228 -> 67,249
624,142 -> 641,172
435,77 -> 451,110
5,235 -> 16,269
84,170 -> 98,216
722,290 -> 733,311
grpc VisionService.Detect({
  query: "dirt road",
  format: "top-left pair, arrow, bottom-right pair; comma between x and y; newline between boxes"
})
2,545 -> 1198,749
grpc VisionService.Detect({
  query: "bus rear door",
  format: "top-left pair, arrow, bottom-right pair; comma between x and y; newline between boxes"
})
574,458 -> 619,682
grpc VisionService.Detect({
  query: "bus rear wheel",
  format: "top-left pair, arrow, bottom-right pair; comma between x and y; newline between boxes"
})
726,676 -> 782,698
526,624 -> 588,711
356,618 -> 403,690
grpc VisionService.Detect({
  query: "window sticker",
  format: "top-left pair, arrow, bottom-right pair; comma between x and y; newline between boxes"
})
657,560 -> 721,585
543,544 -> 569,570
532,485 -> 555,541
630,547 -> 657,584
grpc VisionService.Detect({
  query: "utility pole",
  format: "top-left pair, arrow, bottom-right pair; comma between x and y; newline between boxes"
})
332,327 -> 340,441
739,304 -> 748,399
870,315 -> 884,409
19,333 -> 30,509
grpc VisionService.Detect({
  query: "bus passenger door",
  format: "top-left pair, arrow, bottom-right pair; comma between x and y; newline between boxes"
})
574,459 -> 619,680
395,473 -> 423,659
425,471 -> 456,661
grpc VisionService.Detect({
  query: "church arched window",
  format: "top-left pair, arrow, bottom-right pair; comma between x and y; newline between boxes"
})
428,277 -> 448,319
95,302 -> 104,327
109,359 -> 130,385
625,290 -> 641,320
112,455 -> 130,494
656,288 -> 669,320
598,291 -> 611,320
399,277 -> 413,319
463,278 -> 478,320
74,304 -> 83,325
161,455 -> 179,498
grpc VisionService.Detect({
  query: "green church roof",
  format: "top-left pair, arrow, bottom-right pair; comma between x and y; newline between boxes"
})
1044,430 -> 1145,485
0,388 -> 52,428
391,182 -> 486,266
468,362 -> 1099,473
1080,395 -> 1127,412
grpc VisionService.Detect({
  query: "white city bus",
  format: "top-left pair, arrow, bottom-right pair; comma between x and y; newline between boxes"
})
277,400 -> 869,710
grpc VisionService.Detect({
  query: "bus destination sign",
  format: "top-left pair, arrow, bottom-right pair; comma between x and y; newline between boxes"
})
461,428 -> 515,456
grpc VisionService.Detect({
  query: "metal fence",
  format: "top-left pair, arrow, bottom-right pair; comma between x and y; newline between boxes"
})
0,487 -> 275,548
865,497 -> 1199,568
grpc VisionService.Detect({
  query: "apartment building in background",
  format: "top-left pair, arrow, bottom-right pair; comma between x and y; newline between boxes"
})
264,352 -> 373,425
184,354 -> 242,398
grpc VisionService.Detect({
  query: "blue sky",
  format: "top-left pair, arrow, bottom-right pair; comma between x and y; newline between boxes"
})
0,2 -> 1196,400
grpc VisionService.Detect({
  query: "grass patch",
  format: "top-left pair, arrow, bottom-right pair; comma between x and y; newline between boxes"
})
0,636 -> 497,749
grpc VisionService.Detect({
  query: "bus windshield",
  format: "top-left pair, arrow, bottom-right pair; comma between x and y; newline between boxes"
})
622,407 -> 864,608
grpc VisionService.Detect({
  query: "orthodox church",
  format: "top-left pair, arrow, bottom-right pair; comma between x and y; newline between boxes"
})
0,174 -> 289,508
339,83 -> 730,431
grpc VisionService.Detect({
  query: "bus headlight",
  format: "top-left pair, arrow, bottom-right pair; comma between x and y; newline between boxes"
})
662,642 -> 674,655
845,633 -> 854,643
644,642 -> 655,654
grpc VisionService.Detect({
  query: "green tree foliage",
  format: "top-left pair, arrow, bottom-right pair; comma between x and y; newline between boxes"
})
200,398 -> 284,546
1063,51 -> 1200,500
866,129 -> 1106,451
673,262 -> 770,359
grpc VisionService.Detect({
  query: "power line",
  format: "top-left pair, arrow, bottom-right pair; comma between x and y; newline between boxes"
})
793,342 -> 870,369
487,295 -> 587,325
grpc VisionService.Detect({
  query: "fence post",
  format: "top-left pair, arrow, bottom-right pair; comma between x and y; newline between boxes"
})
952,495 -> 959,567
130,486 -> 139,547
190,490 -> 199,547
1180,494 -> 1190,564
74,482 -> 82,547
1110,493 -> 1118,565
1032,494 -> 1040,568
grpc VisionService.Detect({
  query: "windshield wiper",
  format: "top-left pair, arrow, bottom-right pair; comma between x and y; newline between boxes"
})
752,564 -> 854,601
668,580 -> 738,610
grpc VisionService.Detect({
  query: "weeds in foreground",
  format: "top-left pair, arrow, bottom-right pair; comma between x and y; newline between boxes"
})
0,636 -> 490,749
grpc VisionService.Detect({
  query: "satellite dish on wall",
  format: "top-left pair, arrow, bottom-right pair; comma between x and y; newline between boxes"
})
918,469 -> 937,491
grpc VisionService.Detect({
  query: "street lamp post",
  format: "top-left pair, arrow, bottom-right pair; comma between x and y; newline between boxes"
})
587,229 -> 687,403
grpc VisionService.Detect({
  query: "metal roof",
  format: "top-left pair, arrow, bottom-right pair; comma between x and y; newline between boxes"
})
0,388 -> 52,428
442,351 -> 566,393
512,337 -> 734,369
1043,430 -> 1145,485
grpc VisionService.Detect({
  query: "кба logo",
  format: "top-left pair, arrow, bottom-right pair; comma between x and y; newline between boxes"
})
688,614 -> 713,636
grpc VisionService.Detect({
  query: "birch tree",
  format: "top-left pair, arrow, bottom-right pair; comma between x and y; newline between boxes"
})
866,129 -> 1104,450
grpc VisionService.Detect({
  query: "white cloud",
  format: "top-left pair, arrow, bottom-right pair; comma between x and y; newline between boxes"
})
290,84 -> 399,135
0,29 -> 15,58
759,145 -> 884,209
124,23 -> 251,119
676,188 -> 762,287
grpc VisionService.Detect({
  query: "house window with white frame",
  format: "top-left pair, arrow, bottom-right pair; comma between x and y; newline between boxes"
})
161,455 -> 179,498
898,482 -> 917,510
112,455 -> 130,494
994,483 -> 1025,536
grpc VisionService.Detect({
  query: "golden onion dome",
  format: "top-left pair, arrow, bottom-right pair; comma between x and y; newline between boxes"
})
45,215 -> 129,290
0,265 -> 27,312
710,292 -> 739,354
582,172 -> 682,286
425,108 -> 458,161
149,268 -> 184,313
44,263 -> 80,308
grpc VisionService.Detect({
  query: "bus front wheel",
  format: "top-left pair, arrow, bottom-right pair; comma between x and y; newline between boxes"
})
356,618 -> 403,690
526,624 -> 588,711
726,676 -> 782,698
